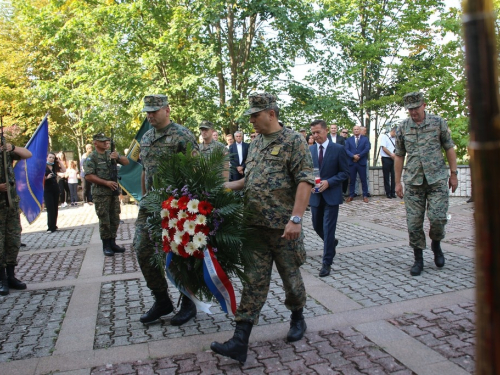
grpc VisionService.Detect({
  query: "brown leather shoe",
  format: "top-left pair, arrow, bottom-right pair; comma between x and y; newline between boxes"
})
346,197 -> 353,203
363,197 -> 369,203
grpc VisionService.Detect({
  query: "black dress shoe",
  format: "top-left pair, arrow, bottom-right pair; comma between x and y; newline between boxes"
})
334,239 -> 338,248
319,264 -> 331,277
367,193 -> 372,197
387,195 -> 392,199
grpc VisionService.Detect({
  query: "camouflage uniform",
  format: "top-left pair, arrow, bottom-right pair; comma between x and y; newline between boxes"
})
199,140 -> 227,158
395,93 -> 455,250
84,149 -> 121,240
133,119 -> 199,294
236,125 -> 314,324
0,150 -> 21,268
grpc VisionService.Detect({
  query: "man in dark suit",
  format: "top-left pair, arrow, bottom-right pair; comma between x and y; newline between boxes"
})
309,120 -> 349,277
345,125 -> 371,203
327,123 -> 345,146
229,131 -> 249,181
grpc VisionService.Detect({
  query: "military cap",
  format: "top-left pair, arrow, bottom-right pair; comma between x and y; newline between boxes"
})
199,120 -> 214,130
243,92 -> 277,115
93,133 -> 110,142
142,94 -> 169,112
403,92 -> 425,109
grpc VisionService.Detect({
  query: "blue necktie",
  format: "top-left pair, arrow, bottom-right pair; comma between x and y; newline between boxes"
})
319,145 -> 324,168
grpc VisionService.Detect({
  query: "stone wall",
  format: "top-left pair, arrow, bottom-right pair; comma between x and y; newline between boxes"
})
368,165 -> 471,197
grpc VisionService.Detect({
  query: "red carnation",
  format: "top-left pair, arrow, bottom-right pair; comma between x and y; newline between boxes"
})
169,208 -> 179,219
161,217 -> 169,229
164,196 -> 174,209
177,244 -> 189,258
198,201 -> 213,215
178,196 -> 189,210
181,232 -> 190,246
177,218 -> 186,231
187,213 -> 197,221
162,238 -> 171,253
168,227 -> 176,241
195,224 -> 210,236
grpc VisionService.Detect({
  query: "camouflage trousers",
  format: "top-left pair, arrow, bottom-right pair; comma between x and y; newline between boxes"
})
404,178 -> 449,250
133,207 -> 168,294
0,203 -> 21,267
236,226 -> 307,325
93,195 -> 121,240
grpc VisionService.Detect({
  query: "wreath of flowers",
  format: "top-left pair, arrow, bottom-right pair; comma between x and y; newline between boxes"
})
141,145 -> 252,306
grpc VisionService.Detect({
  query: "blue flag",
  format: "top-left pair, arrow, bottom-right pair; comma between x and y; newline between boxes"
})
14,114 -> 49,224
118,118 -> 151,201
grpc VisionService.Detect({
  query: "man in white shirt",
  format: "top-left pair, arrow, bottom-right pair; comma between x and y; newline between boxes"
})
327,124 -> 345,146
380,126 -> 397,198
228,131 -> 249,181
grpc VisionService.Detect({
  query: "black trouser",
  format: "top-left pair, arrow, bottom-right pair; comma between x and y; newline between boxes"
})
58,178 -> 70,204
82,179 -> 93,203
382,157 -> 395,197
44,188 -> 59,231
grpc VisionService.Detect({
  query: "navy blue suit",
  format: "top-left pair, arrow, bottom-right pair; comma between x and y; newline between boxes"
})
345,135 -> 371,197
229,142 -> 249,181
309,142 -> 349,266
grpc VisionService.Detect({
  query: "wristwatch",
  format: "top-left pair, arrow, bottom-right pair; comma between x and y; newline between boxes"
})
451,170 -> 458,175
290,216 -> 302,224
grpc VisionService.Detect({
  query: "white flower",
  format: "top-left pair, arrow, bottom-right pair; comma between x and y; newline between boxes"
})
185,242 -> 198,255
187,199 -> 200,214
170,199 -> 178,208
183,220 -> 197,235
170,242 -> 179,255
161,209 -> 169,218
162,229 -> 169,238
178,210 -> 188,220
192,232 -> 207,248
174,231 -> 185,245
168,218 -> 178,229
195,214 -> 206,226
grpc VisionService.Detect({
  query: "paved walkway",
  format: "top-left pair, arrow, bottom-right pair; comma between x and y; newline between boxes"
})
1,196 -> 475,374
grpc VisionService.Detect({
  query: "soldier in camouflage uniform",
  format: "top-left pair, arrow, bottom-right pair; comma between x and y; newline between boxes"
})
199,120 -> 227,157
134,94 -> 200,325
395,92 -> 458,277
84,133 -> 130,257
0,141 -> 32,295
211,93 -> 314,363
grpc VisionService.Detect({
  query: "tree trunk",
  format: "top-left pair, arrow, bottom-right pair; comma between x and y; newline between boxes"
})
463,1 -> 500,374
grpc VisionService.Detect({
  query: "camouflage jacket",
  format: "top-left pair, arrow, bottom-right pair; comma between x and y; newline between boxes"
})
395,112 -> 455,185
0,149 -> 20,205
140,121 -> 199,195
244,128 -> 314,229
84,150 -> 116,196
199,140 -> 227,158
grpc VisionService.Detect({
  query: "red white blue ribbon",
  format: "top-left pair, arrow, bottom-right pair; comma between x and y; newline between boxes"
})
165,252 -> 212,314
202,247 -> 237,315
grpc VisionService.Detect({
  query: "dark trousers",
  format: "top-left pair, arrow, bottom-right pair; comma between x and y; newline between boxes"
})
311,197 -> 339,266
58,178 -> 70,204
44,188 -> 59,231
382,157 -> 395,197
82,179 -> 93,203
69,183 -> 78,204
349,163 -> 368,197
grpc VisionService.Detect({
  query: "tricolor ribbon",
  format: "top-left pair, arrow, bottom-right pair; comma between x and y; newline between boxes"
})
203,247 -> 237,315
165,252 -> 212,314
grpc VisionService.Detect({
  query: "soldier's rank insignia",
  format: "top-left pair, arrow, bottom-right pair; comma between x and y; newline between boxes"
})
166,136 -> 173,142
270,146 -> 281,155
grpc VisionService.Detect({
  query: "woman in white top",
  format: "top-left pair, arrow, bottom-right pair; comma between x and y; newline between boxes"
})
66,160 -> 80,206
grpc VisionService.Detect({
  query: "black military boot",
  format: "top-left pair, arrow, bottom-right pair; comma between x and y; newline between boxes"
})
6,265 -> 26,290
431,240 -> 445,268
102,239 -> 114,257
140,291 -> 174,324
110,238 -> 125,253
287,308 -> 307,342
410,248 -> 424,276
171,295 -> 197,326
211,321 -> 253,363
0,267 -> 9,296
